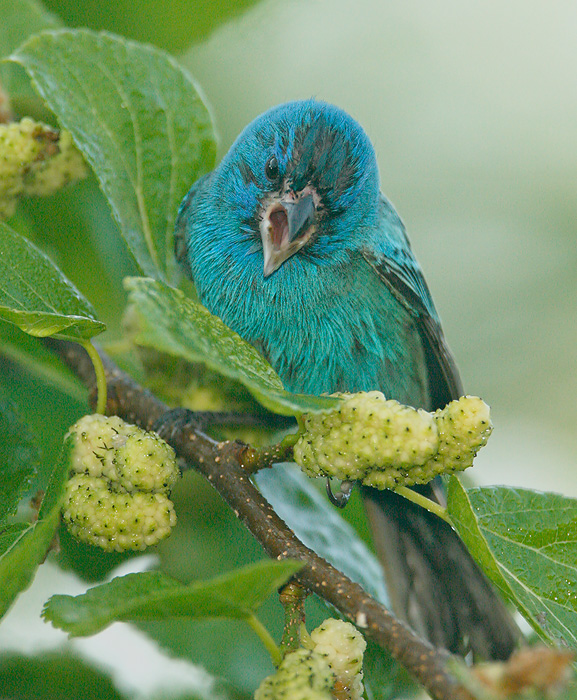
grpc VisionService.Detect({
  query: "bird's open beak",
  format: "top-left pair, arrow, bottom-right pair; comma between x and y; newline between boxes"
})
260,192 -> 316,277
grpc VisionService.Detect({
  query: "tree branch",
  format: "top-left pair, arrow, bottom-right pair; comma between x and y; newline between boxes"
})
49,338 -> 473,700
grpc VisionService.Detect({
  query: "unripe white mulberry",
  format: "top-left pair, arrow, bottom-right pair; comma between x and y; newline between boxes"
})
293,393 -> 492,490
309,619 -> 366,700
255,619 -> 367,700
62,474 -> 177,552
66,414 -> 133,479
62,415 -> 179,552
430,396 -> 492,474
254,648 -> 334,700
115,433 -> 179,493
0,118 -> 86,218
294,392 -> 437,486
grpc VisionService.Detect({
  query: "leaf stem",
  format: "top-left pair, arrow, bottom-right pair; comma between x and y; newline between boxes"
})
395,486 -> 451,524
80,340 -> 107,415
247,614 -> 282,667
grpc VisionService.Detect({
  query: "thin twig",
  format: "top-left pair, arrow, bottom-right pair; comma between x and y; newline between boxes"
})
279,581 -> 308,656
240,433 -> 298,474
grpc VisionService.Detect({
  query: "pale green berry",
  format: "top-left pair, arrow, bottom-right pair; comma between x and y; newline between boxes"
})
294,393 -> 493,490
294,392 -> 438,484
0,118 -> 86,218
363,396 -> 492,487
254,649 -> 334,700
115,433 -> 178,493
62,474 -> 177,552
67,414 -> 133,479
24,128 -> 87,197
309,619 -> 366,700
63,415 -> 179,552
429,396 -> 493,475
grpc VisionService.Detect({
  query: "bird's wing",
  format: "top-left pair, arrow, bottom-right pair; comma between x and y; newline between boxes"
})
362,194 -> 462,409
174,173 -> 212,280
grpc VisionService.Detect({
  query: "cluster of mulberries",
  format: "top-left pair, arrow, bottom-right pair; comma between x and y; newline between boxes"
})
294,393 -> 492,490
0,117 -> 86,218
62,414 -> 179,552
255,619 -> 366,700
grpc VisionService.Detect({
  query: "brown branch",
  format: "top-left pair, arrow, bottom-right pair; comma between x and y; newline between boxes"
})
50,339 -> 473,700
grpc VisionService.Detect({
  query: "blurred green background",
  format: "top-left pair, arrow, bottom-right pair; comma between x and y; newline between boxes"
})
1,0 -> 576,698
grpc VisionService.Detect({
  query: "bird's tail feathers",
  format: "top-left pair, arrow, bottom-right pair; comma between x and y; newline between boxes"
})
361,485 -> 520,660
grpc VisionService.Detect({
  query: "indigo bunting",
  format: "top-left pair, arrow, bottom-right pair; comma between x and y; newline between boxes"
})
175,99 -> 518,659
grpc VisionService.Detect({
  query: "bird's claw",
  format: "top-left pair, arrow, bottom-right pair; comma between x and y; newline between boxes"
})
326,478 -> 353,508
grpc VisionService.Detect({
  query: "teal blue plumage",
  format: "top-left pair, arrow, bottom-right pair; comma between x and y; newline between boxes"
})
176,99 -> 518,658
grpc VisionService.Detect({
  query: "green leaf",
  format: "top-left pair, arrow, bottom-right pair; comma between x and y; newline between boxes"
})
0,648 -> 235,700
124,277 -> 340,416
446,477 -> 513,600
256,465 -> 389,606
44,559 -> 302,637
363,638 -> 418,700
51,0 -> 265,54
448,477 -> 577,649
0,437 -> 71,619
0,221 -> 105,340
0,651 -> 127,700
0,398 -> 38,523
0,320 -> 85,402
0,522 -> 31,555
0,0 -> 61,103
11,29 -> 216,283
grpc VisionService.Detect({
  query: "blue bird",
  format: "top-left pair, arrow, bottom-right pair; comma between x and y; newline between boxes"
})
175,99 -> 518,658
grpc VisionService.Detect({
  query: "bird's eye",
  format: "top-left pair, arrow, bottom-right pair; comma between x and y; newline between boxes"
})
265,155 -> 280,182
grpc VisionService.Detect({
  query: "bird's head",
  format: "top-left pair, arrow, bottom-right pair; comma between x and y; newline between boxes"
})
214,99 -> 380,277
